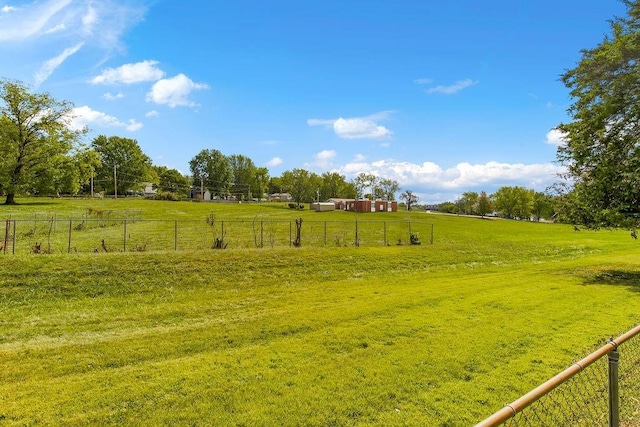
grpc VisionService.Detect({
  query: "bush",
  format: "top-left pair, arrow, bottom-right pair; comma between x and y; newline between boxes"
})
149,191 -> 179,201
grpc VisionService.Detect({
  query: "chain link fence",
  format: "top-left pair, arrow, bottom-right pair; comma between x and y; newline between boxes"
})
0,214 -> 434,254
477,324 -> 640,426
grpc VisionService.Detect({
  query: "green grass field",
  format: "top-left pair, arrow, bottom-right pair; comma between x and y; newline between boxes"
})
1,197 -> 639,425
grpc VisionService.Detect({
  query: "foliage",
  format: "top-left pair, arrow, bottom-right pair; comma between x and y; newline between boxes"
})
0,79 -> 83,204
228,154 -> 256,200
460,191 -> 479,215
91,135 -> 153,196
400,189 -> 418,211
477,191 -> 492,217
353,172 -> 376,199
189,149 -> 232,198
556,1 -> 640,229
252,167 -> 270,200
320,172 -> 356,200
281,168 -> 318,206
492,186 -> 532,219
153,166 -> 190,195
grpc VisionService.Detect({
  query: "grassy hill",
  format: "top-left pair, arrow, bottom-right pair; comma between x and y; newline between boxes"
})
1,197 -> 639,425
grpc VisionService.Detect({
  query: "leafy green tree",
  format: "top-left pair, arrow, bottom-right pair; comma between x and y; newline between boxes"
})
477,191 -> 492,218
438,202 -> 457,213
0,79 -> 83,204
73,148 -> 102,194
189,149 -> 232,198
267,176 -> 283,195
378,178 -> 400,201
492,186 -> 519,218
281,168 -> 317,207
353,173 -> 376,199
92,135 -> 153,196
228,154 -> 256,200
252,167 -> 270,200
461,191 -> 479,215
515,188 -> 533,220
556,1 -> 640,229
154,166 -> 190,194
320,172 -> 356,200
531,192 -> 553,222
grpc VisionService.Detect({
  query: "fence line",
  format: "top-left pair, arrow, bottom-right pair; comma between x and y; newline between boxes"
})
0,217 -> 434,254
475,323 -> 640,426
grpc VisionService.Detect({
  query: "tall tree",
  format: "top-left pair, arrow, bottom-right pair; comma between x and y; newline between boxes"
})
92,135 -> 153,196
189,149 -> 232,198
460,191 -> 479,215
353,173 -> 376,199
153,166 -> 190,194
492,186 -> 519,219
477,191 -> 492,218
400,190 -> 418,211
378,178 -> 400,201
556,1 -> 640,229
281,168 -> 317,207
531,191 -> 553,222
0,79 -> 82,204
228,154 -> 256,200
320,172 -> 356,200
252,167 -> 270,200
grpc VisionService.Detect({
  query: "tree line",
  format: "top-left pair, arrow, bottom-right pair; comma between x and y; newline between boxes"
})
0,79 -> 406,205
2,0 -> 639,237
436,187 -> 555,221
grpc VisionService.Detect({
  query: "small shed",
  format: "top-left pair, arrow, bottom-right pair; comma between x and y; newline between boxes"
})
311,202 -> 336,212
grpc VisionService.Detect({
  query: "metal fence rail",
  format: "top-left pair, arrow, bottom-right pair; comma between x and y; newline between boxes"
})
0,217 -> 434,254
476,323 -> 640,426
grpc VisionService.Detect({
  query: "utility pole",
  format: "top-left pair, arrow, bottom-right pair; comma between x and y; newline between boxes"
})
90,169 -> 94,198
114,162 -> 117,199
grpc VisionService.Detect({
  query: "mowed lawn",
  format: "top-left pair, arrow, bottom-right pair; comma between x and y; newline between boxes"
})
1,198 -> 640,425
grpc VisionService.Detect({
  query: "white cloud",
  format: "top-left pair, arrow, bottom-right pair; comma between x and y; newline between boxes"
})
308,111 -> 393,140
44,23 -> 66,34
0,0 -> 144,44
145,110 -> 159,117
413,78 -> 433,85
307,149 -> 337,169
146,74 -> 209,107
335,158 -> 565,199
33,42 -> 84,87
0,0 -> 72,41
103,92 -> 124,100
426,79 -> 478,95
546,128 -> 567,146
0,0 -> 146,85
266,157 -> 283,167
91,60 -> 165,85
69,106 -> 143,132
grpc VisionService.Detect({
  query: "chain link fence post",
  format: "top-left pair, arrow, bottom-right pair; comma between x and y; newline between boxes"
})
609,346 -> 620,427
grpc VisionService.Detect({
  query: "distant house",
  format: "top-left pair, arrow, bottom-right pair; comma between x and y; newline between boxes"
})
268,193 -> 292,202
143,183 -> 157,196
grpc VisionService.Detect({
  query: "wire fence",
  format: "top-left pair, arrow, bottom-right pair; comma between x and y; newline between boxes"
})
476,324 -> 640,426
0,214 -> 434,254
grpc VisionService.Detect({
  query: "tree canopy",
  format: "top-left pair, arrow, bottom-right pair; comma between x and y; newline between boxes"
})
557,0 -> 640,229
0,79 -> 82,204
92,135 -> 153,196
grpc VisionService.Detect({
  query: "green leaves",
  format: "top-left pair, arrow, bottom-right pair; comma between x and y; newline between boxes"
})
558,2 -> 640,229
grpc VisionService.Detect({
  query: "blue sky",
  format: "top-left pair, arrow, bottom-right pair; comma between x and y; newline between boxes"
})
0,0 -> 625,202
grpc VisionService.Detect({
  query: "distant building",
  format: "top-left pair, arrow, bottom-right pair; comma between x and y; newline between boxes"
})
327,198 -> 397,213
268,193 -> 292,202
